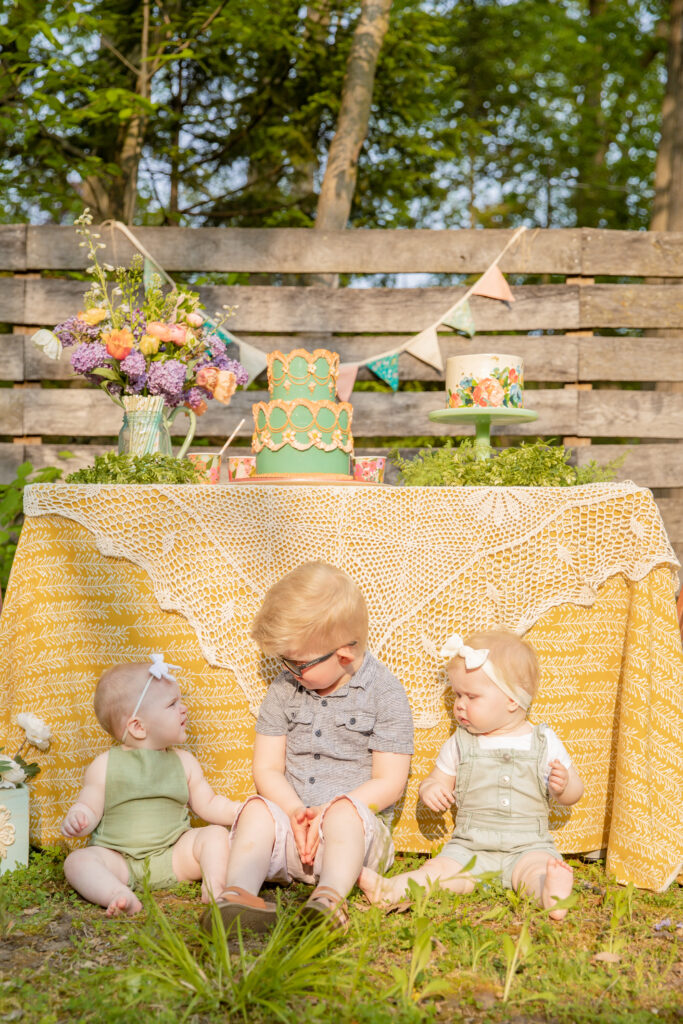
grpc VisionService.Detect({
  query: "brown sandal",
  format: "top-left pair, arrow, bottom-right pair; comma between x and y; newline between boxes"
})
300,885 -> 349,932
200,885 -> 277,934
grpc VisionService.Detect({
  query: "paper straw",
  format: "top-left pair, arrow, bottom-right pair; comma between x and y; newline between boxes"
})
219,418 -> 246,459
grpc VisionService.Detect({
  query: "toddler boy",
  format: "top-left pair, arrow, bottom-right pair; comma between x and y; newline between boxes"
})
206,561 -> 414,932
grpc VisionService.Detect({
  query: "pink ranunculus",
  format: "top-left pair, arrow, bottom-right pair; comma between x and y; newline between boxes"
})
196,366 -> 218,391
472,377 -> 504,407
185,312 -> 204,328
166,323 -> 187,346
213,370 -> 237,404
146,321 -> 173,342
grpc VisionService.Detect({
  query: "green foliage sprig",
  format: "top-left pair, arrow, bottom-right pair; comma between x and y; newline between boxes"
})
65,453 -> 201,485
395,440 -> 626,487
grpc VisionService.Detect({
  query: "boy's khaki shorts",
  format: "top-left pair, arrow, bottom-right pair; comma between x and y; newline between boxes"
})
232,793 -> 394,886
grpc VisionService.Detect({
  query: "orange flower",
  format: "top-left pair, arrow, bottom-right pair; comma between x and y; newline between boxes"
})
213,370 -> 237,404
103,328 -> 134,361
139,333 -> 160,356
146,321 -> 173,342
472,377 -> 504,407
77,307 -> 108,326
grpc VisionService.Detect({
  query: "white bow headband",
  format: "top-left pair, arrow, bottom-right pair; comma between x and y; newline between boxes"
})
439,634 -> 531,711
121,654 -> 181,743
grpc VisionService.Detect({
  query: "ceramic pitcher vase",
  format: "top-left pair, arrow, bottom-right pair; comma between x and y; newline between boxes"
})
0,783 -> 29,874
118,395 -> 196,459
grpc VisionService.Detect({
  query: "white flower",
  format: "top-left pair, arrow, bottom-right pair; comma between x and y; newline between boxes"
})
16,713 -> 52,751
0,758 -> 27,787
31,329 -> 62,361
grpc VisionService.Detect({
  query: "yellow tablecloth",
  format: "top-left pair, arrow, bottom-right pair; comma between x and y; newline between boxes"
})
0,483 -> 681,890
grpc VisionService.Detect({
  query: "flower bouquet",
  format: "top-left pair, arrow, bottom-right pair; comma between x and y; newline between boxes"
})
32,210 -> 248,458
0,713 -> 52,871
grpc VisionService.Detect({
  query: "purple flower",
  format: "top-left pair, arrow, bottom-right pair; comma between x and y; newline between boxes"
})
184,386 -> 211,410
147,359 -> 187,404
71,342 -> 110,377
55,316 -> 101,348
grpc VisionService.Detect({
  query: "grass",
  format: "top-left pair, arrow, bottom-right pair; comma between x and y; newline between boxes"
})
1,848 -> 681,1024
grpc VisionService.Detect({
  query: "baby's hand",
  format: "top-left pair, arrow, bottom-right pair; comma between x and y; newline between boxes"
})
61,804 -> 93,837
420,780 -> 455,813
548,759 -> 569,798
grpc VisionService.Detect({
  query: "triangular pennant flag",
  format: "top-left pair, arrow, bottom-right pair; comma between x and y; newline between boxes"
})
471,263 -> 515,303
143,256 -> 156,291
404,326 -> 443,373
237,340 -> 269,384
441,299 -> 475,337
366,352 -> 399,391
337,363 -> 358,402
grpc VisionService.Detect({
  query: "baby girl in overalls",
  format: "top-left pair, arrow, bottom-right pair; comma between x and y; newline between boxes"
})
359,629 -> 584,921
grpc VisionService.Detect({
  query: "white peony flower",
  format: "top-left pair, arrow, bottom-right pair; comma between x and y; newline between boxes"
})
30,329 -> 62,361
16,712 -> 52,751
0,758 -> 27,787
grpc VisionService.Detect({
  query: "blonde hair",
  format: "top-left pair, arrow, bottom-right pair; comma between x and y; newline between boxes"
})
447,629 -> 540,704
251,561 -> 368,656
94,663 -> 153,739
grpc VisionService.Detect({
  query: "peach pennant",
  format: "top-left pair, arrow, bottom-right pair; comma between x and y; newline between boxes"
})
471,264 -> 515,303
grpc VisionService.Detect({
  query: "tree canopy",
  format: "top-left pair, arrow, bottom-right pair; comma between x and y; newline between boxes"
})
0,0 -> 670,229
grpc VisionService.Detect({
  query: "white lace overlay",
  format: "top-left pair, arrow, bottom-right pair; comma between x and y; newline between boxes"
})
23,482 -> 679,727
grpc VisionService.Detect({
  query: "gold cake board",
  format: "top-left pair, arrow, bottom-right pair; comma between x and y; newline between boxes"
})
227,473 -> 384,486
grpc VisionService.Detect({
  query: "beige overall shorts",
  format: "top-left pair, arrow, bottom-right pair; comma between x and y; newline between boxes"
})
440,725 -> 563,887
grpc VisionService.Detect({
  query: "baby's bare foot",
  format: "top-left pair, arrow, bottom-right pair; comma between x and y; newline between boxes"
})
358,867 -> 400,907
542,859 -> 573,921
105,889 -> 142,916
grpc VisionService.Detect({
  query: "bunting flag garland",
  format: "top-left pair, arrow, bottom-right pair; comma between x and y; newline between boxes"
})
440,299 -> 476,337
471,263 -> 515,306
366,352 -> 400,391
336,362 -> 359,402
404,326 -> 444,372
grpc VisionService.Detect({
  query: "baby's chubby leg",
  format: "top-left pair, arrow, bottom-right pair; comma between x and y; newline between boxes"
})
359,855 -> 475,906
64,847 -> 142,916
511,852 -> 574,921
171,825 -> 231,903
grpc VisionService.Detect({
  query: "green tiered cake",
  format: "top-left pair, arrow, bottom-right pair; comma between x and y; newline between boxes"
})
251,349 -> 354,478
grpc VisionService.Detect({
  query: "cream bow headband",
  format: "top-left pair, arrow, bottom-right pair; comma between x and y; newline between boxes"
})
121,654 -> 181,743
439,634 -> 531,711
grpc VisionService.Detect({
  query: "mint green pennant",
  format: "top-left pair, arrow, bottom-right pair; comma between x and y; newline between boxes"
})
441,299 -> 476,337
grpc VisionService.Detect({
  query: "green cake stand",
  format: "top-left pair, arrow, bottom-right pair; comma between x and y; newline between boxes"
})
428,407 -> 539,460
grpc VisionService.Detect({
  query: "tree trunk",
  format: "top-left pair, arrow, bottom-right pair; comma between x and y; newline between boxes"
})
314,0 -> 392,235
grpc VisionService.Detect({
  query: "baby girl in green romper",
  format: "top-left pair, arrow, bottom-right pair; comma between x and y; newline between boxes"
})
359,629 -> 584,921
61,655 -> 239,916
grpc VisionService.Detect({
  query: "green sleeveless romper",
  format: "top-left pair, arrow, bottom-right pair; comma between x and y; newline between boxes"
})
90,747 -> 191,890
440,725 -> 563,887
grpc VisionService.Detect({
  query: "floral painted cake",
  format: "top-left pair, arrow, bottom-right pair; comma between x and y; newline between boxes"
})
446,353 -> 524,409
251,349 -> 354,477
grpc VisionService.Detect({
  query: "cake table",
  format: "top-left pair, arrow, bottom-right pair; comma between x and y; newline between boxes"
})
0,482 -> 681,891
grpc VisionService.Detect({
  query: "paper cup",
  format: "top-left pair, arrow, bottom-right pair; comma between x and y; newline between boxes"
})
227,454 -> 257,480
353,455 -> 386,483
188,451 -> 222,484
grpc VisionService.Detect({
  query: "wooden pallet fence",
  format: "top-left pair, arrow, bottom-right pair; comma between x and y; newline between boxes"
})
1,226 -> 682,566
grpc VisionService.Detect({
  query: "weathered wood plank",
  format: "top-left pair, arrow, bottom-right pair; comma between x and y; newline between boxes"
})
581,229 -> 683,278
579,337 -> 683,381
5,279 -> 581,332
580,284 -> 683,328
5,225 -> 682,276
0,336 -> 24,380
0,226 -> 27,271
20,226 -> 582,274
12,387 -> 579,439
577,389 -> 683,439
7,278 -> 683,333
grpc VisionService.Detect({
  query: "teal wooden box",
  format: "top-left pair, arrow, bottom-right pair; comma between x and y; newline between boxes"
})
0,783 -> 29,873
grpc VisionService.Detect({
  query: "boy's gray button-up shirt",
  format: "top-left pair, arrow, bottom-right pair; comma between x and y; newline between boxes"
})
256,651 -> 414,813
